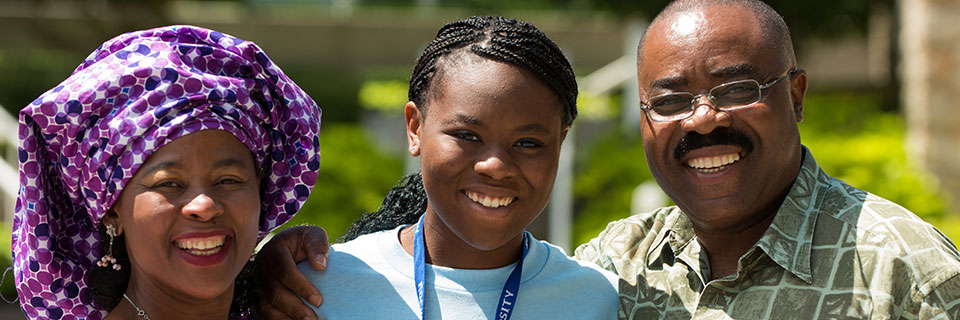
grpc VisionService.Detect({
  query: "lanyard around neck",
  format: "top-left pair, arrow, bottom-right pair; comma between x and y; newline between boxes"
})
412,214 -> 529,320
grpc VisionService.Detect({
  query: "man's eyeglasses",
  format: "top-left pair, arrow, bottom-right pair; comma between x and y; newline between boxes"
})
640,69 -> 797,122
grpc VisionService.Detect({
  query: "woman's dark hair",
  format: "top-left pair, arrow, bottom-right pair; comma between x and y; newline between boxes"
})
87,222 -> 130,310
86,223 -> 260,317
408,15 -> 578,126
342,16 -> 578,242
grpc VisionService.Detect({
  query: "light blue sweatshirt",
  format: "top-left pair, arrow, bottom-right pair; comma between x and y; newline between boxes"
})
299,225 -> 619,319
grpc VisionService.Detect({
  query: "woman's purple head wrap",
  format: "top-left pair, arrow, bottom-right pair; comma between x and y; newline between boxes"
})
11,25 -> 322,319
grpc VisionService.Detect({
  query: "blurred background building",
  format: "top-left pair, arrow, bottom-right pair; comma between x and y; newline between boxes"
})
901,0 -> 960,220
0,0 -> 958,316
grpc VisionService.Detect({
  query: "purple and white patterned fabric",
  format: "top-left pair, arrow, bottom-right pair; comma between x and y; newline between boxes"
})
12,25 -> 322,320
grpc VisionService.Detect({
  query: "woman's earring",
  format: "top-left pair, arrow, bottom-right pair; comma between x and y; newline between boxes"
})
97,224 -> 121,271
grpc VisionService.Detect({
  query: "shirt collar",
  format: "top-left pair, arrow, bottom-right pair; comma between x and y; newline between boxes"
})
752,146 -> 824,283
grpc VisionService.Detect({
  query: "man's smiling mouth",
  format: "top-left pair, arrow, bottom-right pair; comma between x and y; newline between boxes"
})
465,190 -> 515,208
687,152 -> 741,173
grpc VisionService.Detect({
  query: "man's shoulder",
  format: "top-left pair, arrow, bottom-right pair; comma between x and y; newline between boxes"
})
585,206 -> 677,248
601,206 -> 678,237
573,206 -> 680,275
819,177 -> 957,254
815,177 -> 960,291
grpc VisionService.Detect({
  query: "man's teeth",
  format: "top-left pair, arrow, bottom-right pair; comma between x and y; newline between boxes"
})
466,191 -> 514,208
175,235 -> 226,255
687,153 -> 741,172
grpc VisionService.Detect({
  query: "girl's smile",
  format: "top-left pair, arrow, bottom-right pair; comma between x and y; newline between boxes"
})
402,55 -> 568,269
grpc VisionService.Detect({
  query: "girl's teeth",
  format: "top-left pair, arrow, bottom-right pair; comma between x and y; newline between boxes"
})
466,191 -> 514,208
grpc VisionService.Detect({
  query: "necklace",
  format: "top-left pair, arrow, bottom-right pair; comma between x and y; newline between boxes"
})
123,293 -> 151,320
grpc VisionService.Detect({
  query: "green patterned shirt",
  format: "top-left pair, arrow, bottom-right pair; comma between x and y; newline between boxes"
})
574,147 -> 960,319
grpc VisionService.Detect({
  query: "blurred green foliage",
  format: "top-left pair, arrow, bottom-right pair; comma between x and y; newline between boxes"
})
571,92 -> 959,247
577,90 -> 619,121
1,222 -> 13,302
276,123 -> 404,241
358,80 -> 408,113
572,130 -> 652,247
0,49 -> 86,114
281,65 -> 366,123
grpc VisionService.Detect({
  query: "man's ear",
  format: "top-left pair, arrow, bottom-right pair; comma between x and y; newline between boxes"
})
790,69 -> 808,123
101,210 -> 124,236
404,101 -> 423,157
560,126 -> 570,145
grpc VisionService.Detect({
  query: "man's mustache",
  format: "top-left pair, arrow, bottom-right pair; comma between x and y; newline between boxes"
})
674,127 -> 754,161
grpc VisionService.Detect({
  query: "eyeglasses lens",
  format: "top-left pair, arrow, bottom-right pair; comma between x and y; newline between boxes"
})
648,80 -> 762,121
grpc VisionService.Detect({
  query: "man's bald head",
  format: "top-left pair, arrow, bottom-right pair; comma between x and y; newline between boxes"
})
638,0 -> 797,69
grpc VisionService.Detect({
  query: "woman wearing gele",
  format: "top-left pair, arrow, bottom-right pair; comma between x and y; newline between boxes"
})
297,16 -> 618,319
12,25 -> 321,319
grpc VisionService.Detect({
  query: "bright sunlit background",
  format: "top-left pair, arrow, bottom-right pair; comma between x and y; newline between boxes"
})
1,0 -> 958,316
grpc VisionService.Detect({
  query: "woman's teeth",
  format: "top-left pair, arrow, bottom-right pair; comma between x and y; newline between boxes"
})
466,191 -> 514,208
175,235 -> 226,256
687,153 -> 741,173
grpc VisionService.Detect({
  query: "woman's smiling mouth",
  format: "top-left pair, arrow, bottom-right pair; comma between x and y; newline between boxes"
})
175,235 -> 227,256
465,190 -> 516,208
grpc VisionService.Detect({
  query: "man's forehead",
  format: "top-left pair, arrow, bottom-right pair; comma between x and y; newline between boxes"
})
665,10 -> 708,44
638,6 -> 770,87
647,63 -> 759,90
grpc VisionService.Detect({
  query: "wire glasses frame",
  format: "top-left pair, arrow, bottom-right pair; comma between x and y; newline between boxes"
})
640,69 -> 798,122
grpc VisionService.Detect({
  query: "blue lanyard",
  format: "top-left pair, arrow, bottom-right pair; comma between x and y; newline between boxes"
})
412,214 -> 529,320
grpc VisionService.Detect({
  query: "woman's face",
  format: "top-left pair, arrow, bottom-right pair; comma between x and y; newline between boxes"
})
405,57 -> 568,252
107,129 -> 261,300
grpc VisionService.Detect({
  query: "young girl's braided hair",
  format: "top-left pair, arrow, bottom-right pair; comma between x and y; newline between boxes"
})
341,16 -> 577,242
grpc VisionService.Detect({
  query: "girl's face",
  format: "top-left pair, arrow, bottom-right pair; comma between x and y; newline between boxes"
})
106,129 -> 261,301
405,57 -> 568,252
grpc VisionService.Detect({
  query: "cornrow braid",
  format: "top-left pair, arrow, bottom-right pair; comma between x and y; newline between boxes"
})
340,173 -> 427,242
408,16 -> 578,126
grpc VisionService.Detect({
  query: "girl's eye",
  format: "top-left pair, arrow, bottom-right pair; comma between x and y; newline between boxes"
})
452,131 -> 481,142
515,139 -> 544,148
